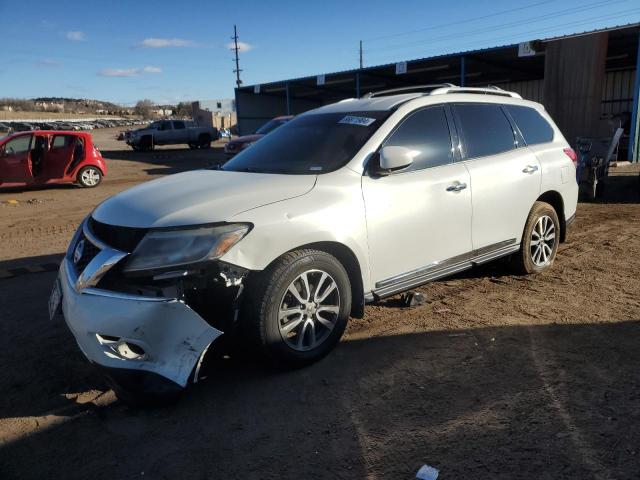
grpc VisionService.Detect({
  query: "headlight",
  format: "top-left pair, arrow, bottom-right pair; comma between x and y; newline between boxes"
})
123,224 -> 250,273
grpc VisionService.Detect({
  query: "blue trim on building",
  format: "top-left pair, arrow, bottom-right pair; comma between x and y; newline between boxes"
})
286,83 -> 291,115
628,32 -> 640,162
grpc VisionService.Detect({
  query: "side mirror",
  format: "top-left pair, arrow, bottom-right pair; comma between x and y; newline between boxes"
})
376,147 -> 420,175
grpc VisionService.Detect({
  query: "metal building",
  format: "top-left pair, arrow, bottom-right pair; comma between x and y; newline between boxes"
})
235,23 -> 640,161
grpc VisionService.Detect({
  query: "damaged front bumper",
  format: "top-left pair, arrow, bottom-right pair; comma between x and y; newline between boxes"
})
59,254 -> 223,390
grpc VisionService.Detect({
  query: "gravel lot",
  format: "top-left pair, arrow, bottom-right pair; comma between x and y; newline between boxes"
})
1,128 -> 639,479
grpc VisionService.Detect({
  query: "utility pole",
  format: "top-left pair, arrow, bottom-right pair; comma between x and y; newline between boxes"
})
232,25 -> 242,88
359,40 -> 363,69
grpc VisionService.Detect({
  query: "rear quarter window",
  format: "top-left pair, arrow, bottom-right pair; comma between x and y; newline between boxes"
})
505,105 -> 554,145
52,135 -> 75,149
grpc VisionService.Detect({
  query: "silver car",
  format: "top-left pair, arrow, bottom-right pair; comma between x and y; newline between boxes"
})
51,85 -> 578,401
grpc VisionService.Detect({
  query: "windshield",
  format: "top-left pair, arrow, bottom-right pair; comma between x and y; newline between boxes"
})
223,111 -> 389,174
255,118 -> 289,135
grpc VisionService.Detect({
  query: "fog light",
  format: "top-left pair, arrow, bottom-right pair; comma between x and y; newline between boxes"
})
116,341 -> 146,360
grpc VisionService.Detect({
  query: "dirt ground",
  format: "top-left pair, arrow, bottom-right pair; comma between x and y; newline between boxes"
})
1,128 -> 639,479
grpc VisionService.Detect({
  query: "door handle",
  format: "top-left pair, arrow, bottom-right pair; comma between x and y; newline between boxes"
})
446,181 -> 467,192
522,165 -> 539,174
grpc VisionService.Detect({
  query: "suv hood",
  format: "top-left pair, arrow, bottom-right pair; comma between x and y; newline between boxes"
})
92,170 -> 317,228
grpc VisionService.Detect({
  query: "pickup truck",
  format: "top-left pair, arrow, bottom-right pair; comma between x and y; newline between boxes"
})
126,120 -> 218,151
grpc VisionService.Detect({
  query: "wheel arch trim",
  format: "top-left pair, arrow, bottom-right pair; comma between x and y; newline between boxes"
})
536,190 -> 566,242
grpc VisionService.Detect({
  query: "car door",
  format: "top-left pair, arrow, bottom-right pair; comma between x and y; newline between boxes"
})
172,120 -> 187,143
45,134 -> 77,179
0,134 -> 33,182
154,121 -> 173,145
362,105 -> 473,294
452,103 -> 542,252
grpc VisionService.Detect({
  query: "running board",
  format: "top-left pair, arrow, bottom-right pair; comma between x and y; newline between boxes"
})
370,239 -> 518,300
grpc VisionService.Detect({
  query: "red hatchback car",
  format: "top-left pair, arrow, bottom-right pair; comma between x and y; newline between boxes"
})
0,131 -> 106,189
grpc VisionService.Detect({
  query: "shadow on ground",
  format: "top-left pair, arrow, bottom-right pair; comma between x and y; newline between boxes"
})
0,267 -> 638,479
100,144 -> 228,177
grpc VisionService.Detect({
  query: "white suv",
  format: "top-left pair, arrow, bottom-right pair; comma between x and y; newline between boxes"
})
52,85 -> 578,400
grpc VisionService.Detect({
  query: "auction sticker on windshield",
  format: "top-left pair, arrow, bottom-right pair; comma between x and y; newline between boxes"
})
338,116 -> 376,126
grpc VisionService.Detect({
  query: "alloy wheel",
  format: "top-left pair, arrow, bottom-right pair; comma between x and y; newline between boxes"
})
278,269 -> 340,352
530,214 -> 556,266
81,168 -> 100,186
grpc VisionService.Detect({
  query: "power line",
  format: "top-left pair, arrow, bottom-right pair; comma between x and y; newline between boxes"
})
365,0 -> 627,55
365,9 -> 640,65
364,0 -> 557,42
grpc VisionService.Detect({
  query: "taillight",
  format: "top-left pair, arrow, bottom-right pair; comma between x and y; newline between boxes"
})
563,148 -> 578,168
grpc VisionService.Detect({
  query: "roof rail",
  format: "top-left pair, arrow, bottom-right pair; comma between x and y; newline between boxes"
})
430,86 -> 522,99
363,84 -> 456,99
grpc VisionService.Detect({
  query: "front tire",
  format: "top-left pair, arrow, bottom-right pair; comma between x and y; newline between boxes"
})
242,250 -> 352,367
140,136 -> 154,152
77,166 -> 102,188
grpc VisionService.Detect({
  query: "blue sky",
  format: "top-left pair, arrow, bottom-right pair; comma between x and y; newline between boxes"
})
1,0 -> 638,105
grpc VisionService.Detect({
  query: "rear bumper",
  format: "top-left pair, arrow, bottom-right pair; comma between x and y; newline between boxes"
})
59,258 -> 223,389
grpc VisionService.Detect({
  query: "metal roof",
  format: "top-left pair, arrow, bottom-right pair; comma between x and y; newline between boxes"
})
238,22 -> 640,92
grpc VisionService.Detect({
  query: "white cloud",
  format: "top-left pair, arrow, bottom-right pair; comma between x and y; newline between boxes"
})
138,38 -> 194,48
98,66 -> 162,77
99,68 -> 140,77
37,59 -> 61,67
65,31 -> 86,41
226,41 -> 253,52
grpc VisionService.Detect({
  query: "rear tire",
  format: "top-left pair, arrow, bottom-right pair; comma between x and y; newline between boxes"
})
241,249 -> 351,368
512,201 -> 560,275
199,134 -> 211,149
77,166 -> 102,188
587,176 -> 598,201
596,178 -> 606,198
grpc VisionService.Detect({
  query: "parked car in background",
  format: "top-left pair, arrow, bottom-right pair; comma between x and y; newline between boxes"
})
126,120 -> 219,151
53,85 -> 577,403
0,131 -> 106,188
224,115 -> 293,156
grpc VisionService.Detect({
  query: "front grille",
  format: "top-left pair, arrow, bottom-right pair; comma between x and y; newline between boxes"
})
89,217 -> 148,253
73,234 -> 101,275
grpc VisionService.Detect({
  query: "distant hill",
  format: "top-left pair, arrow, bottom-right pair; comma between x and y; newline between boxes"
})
0,97 -> 133,115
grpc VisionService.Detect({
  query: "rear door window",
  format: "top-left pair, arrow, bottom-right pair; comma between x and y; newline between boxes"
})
173,121 -> 185,130
382,106 -> 453,172
454,104 -> 516,159
504,105 -> 554,145
51,135 -> 75,149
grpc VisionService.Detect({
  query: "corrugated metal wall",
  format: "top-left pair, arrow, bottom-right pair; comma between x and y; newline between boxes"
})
501,80 -> 544,103
602,69 -> 636,115
501,69 -> 636,117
